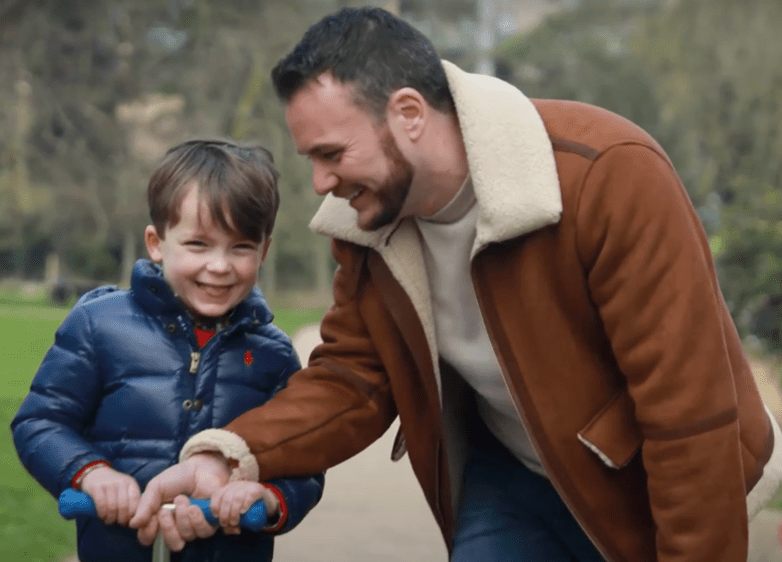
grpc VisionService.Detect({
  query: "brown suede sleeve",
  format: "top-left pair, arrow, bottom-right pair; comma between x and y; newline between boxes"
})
575,142 -> 748,561
225,239 -> 397,481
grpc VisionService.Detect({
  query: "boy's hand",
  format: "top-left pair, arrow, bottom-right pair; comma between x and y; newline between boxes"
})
80,467 -> 141,526
156,495 -> 218,551
211,481 -> 281,535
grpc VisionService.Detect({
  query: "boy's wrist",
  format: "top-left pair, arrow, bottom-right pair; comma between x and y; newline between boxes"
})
261,483 -> 287,532
73,460 -> 112,490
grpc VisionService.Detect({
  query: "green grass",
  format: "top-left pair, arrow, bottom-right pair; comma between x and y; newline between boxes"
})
0,286 -> 55,308
268,307 -> 325,339
1,304 -> 73,561
0,301 -> 324,561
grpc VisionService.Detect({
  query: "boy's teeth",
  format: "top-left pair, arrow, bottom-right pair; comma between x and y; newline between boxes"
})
200,284 -> 229,296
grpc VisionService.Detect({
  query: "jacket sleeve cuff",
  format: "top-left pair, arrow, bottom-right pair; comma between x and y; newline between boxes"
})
179,429 -> 260,482
72,460 -> 111,489
261,483 -> 289,533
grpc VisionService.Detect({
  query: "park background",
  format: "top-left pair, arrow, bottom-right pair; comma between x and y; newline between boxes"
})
1,0 -> 781,560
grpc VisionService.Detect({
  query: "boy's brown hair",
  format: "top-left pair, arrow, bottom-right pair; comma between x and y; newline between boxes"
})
148,139 -> 280,241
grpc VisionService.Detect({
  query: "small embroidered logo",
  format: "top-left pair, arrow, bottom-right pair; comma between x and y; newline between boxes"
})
244,350 -> 253,365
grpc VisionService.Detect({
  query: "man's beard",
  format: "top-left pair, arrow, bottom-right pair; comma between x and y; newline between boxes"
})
363,127 -> 414,231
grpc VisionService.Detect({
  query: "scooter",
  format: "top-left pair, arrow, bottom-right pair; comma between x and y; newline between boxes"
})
58,488 -> 267,562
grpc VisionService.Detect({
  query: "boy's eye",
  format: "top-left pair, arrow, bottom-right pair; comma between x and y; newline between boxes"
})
235,243 -> 258,251
185,240 -> 207,247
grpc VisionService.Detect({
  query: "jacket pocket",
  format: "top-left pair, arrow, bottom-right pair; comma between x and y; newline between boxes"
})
577,390 -> 643,469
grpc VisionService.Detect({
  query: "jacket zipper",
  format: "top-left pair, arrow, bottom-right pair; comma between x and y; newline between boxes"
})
173,315 -> 202,376
189,351 -> 200,374
470,266 -> 612,562
187,319 -> 240,376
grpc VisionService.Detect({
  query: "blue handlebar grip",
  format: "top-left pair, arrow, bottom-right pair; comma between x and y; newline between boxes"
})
57,489 -> 268,532
58,488 -> 97,519
188,498 -> 267,532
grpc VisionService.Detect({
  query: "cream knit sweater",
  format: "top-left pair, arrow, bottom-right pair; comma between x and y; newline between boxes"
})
415,177 -> 546,476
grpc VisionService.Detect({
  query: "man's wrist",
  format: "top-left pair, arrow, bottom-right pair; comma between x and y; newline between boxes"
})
180,429 -> 259,482
191,451 -> 231,466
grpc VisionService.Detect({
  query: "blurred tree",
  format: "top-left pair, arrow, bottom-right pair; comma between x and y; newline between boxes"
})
0,0 -> 343,297
636,0 -> 782,351
495,0 -> 782,351
494,0 -> 661,138
0,1 -> 165,282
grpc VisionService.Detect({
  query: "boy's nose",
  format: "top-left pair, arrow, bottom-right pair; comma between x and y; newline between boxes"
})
206,255 -> 231,273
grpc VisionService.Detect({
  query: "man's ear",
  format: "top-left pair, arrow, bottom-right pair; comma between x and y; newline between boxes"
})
144,225 -> 164,263
387,87 -> 426,141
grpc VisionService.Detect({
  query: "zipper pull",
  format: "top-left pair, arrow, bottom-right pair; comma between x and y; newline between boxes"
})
189,351 -> 201,374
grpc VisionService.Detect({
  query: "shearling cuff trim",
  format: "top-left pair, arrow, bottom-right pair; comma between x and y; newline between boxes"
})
179,429 -> 260,482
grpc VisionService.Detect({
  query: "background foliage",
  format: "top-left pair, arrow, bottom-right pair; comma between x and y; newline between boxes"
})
495,0 -> 782,352
0,0 -> 780,351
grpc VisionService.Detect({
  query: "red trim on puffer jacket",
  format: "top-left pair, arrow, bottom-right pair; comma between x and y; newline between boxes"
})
72,460 -> 111,489
261,483 -> 288,533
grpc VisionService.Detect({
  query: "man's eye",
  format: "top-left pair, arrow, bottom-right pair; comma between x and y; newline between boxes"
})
322,150 -> 341,161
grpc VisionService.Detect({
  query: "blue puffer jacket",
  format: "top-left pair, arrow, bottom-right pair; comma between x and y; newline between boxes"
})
12,259 -> 324,562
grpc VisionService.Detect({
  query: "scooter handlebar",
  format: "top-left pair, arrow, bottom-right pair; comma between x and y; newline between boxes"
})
57,488 -> 268,532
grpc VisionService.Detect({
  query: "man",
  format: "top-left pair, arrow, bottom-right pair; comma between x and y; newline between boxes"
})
130,7 -> 782,561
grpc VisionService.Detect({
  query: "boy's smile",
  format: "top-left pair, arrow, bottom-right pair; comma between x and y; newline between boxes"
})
145,184 -> 270,319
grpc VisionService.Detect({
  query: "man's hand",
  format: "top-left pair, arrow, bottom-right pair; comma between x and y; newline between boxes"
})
129,452 -> 231,549
80,466 -> 140,527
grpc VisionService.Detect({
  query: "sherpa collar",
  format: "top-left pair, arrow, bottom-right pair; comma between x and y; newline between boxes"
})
309,60 -> 562,255
308,61 -> 562,404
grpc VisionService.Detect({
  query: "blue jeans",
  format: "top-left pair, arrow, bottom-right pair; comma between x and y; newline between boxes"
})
451,429 -> 604,562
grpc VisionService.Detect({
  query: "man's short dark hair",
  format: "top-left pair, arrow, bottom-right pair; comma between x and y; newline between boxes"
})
147,139 -> 280,242
271,7 -> 455,120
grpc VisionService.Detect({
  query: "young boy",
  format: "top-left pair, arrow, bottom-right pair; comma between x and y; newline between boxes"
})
11,139 -> 324,562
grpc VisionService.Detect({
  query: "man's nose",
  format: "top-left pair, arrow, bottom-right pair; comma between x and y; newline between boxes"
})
312,163 -> 339,196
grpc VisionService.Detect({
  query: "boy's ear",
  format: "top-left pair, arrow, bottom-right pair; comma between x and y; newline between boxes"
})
144,225 -> 164,263
260,237 -> 272,264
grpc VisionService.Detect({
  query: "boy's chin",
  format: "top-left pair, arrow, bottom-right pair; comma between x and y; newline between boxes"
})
187,302 -> 237,320
179,289 -> 253,320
